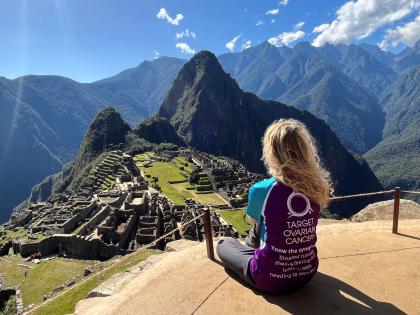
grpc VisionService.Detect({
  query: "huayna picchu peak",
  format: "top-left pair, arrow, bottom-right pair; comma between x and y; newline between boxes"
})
158,50 -> 382,216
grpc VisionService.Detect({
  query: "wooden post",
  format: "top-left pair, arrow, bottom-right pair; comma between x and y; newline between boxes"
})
203,208 -> 215,260
392,187 -> 400,234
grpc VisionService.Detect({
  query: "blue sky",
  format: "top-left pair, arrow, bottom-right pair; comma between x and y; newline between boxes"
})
0,0 -> 419,82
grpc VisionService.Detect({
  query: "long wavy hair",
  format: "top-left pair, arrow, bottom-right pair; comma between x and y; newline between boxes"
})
262,119 -> 332,208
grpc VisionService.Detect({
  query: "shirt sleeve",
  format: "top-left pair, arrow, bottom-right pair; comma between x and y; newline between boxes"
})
246,184 -> 264,223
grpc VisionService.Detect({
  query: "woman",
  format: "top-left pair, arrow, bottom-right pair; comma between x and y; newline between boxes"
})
217,118 -> 332,295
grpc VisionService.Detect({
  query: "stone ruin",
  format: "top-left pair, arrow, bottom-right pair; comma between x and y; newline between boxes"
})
0,150 -> 241,261
186,151 -> 264,207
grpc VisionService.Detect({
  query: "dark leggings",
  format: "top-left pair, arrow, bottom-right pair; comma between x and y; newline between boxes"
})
216,238 -> 257,288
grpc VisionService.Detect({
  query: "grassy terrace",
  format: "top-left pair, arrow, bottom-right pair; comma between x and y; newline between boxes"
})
217,209 -> 252,236
30,249 -> 157,315
134,152 -> 226,207
0,255 -> 92,307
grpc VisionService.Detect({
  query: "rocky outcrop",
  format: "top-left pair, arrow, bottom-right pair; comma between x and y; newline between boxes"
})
352,199 -> 420,222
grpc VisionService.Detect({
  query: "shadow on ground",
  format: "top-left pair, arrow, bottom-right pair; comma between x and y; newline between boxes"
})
225,269 -> 404,315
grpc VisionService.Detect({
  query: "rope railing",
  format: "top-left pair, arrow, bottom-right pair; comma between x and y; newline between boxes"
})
401,190 -> 420,195
329,190 -> 394,201
26,210 -> 211,314
327,187 -> 420,235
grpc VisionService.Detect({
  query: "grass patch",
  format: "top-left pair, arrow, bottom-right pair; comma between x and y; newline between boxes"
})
30,249 -> 157,315
135,153 -> 227,206
192,192 -> 226,206
218,209 -> 252,236
0,256 -> 91,307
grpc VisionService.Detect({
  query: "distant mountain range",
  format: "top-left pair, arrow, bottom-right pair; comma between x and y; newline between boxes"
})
364,65 -> 420,190
1,40 -> 419,222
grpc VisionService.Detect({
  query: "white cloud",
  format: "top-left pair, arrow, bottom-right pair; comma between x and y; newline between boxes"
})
279,0 -> 289,6
294,21 -> 305,30
153,50 -> 160,59
242,40 -> 252,50
379,14 -> 420,49
256,20 -> 264,26
266,8 -> 280,15
175,42 -> 195,54
226,34 -> 242,52
176,29 -> 196,39
156,8 -> 184,25
312,23 -> 329,33
271,19 -> 276,23
268,30 -> 305,47
312,0 -> 418,47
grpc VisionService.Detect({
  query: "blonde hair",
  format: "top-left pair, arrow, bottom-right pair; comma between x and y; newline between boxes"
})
262,119 -> 332,208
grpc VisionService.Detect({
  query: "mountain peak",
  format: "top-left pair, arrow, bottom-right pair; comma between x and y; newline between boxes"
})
73,107 -> 131,172
184,50 -> 225,76
158,50 -> 238,124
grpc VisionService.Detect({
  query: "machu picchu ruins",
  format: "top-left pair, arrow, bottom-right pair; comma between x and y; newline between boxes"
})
1,148 -> 262,262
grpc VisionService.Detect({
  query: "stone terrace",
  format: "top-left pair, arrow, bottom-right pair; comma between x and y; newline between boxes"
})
189,151 -> 264,207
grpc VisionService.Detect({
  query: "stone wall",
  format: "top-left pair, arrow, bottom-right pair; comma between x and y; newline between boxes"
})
17,234 -> 120,260
62,202 -> 98,233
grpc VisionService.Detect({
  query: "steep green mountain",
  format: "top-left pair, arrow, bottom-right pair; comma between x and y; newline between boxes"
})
364,129 -> 419,191
218,41 -> 385,153
380,65 -> 420,138
159,51 -> 383,216
21,108 -> 152,205
365,65 -> 420,190
0,57 -> 184,222
72,107 -> 131,172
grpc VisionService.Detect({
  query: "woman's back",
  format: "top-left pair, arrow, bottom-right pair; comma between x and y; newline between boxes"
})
217,118 -> 331,296
247,178 -> 320,295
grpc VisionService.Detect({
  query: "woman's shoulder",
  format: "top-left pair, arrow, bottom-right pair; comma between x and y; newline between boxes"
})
250,177 -> 277,192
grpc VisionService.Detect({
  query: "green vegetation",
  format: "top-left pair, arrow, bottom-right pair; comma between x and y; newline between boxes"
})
31,249 -> 157,315
218,209 -> 252,236
134,153 -> 226,206
0,227 -> 44,245
0,255 -> 91,307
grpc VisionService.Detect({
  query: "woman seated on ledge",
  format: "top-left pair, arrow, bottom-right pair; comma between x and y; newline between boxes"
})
217,119 -> 332,295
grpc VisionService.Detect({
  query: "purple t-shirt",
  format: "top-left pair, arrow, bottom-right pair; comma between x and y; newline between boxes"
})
246,177 -> 320,295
